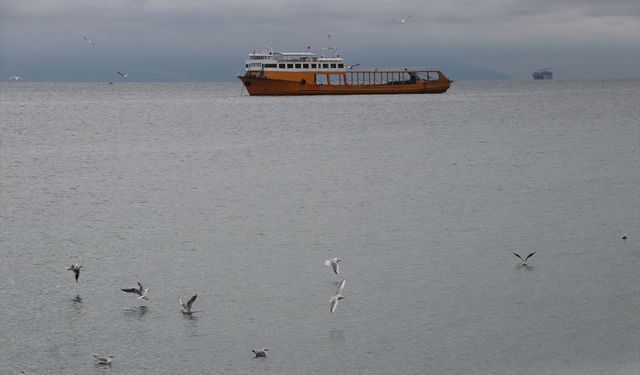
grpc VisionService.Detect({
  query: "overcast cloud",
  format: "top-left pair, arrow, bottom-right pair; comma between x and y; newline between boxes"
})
1,0 -> 638,81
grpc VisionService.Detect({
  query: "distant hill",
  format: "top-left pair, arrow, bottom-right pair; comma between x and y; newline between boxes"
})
438,61 -> 512,80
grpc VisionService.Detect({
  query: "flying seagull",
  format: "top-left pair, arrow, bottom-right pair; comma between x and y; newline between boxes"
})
8,76 -> 23,81
513,251 -> 536,266
622,235 -> 627,241
121,281 -> 149,300
179,294 -> 198,314
83,36 -> 96,46
347,63 -> 361,69
66,263 -> 82,282
397,15 -> 412,24
325,257 -> 342,274
330,279 -> 346,313
115,71 -> 129,79
93,354 -> 114,365
252,348 -> 269,358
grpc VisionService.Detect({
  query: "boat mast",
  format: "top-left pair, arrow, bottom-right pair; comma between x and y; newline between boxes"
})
321,34 -> 337,59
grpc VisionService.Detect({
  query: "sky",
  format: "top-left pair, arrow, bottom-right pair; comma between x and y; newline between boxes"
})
1,0 -> 638,81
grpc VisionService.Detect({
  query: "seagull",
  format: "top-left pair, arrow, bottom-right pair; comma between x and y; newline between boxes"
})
252,348 -> 269,358
325,257 -> 342,274
121,281 -> 149,300
82,36 -> 96,46
513,251 -> 536,266
347,63 -> 361,69
66,263 -> 82,282
115,71 -> 129,79
330,279 -> 346,313
622,235 -> 627,241
397,15 -> 412,24
179,294 -> 198,314
93,354 -> 114,365
8,76 -> 23,81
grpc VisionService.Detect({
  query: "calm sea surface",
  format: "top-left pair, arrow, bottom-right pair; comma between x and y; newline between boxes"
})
1,80 -> 639,374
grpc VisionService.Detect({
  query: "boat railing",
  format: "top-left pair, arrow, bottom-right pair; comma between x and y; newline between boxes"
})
314,69 -> 447,86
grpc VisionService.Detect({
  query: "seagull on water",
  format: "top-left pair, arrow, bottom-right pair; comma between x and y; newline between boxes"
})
66,263 -> 82,282
93,354 -> 114,365
252,348 -> 269,358
513,251 -> 536,266
121,281 -> 149,300
115,71 -> 129,79
179,294 -> 198,314
82,36 -> 96,46
325,257 -> 342,274
330,279 -> 346,313
9,76 -> 23,81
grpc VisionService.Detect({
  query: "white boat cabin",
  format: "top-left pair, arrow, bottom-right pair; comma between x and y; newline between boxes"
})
244,47 -> 347,72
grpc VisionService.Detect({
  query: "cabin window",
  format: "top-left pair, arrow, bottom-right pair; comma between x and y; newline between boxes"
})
417,71 -> 438,81
295,63 -> 302,69
278,64 -> 285,69
329,74 -> 343,85
264,64 -> 277,68
338,64 -> 344,68
287,63 -> 294,69
322,63 -> 329,68
311,63 -> 317,68
303,63 -> 309,69
245,64 -> 249,68
330,64 -> 337,69
315,74 -> 328,85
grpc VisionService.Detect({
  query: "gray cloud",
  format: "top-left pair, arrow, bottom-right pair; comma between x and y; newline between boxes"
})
1,0 -> 638,80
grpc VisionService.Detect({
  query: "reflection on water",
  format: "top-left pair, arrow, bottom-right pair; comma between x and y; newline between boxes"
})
72,294 -> 82,303
182,312 -> 198,321
183,313 -> 199,338
516,264 -> 534,271
123,306 -> 149,319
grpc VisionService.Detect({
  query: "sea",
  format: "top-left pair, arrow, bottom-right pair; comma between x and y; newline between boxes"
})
1,80 -> 638,375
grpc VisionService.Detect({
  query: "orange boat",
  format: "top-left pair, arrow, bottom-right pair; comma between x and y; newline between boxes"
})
238,47 -> 452,96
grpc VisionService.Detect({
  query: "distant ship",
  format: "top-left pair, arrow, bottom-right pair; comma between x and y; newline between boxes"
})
533,68 -> 553,80
238,46 -> 451,95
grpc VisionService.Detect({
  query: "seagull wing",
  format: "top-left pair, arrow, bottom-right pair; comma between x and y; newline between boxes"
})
337,279 -> 346,292
121,287 -> 139,294
179,297 -> 186,309
187,294 -> 198,308
74,268 -> 80,281
324,259 -> 331,266
331,262 -> 339,274
524,252 -> 536,262
137,281 -> 144,292
513,252 -> 524,261
330,295 -> 340,313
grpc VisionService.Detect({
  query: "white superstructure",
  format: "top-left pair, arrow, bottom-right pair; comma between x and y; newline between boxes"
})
244,47 -> 346,73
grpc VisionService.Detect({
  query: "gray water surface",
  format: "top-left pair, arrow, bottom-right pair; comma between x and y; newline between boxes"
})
1,80 -> 638,374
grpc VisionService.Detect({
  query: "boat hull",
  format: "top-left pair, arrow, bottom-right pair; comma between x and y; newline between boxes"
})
238,71 -> 451,96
